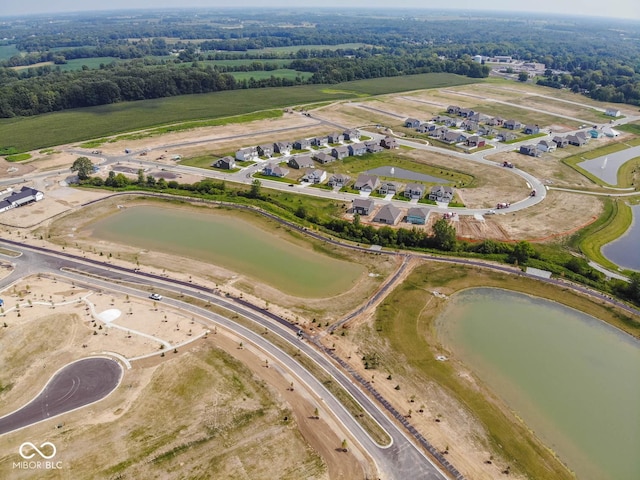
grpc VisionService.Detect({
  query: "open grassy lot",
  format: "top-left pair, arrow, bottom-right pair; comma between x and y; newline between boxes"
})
230,43 -> 368,54
0,73 -> 481,153
230,69 -> 309,81
325,150 -> 475,187
0,44 -> 19,60
200,58 -> 286,67
359,262 -> 639,480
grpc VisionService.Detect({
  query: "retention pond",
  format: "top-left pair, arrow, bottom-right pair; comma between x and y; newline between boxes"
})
90,205 -> 364,298
436,288 -> 640,480
602,203 -> 640,271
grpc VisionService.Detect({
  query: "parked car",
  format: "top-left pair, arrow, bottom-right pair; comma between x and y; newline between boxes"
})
149,293 -> 162,301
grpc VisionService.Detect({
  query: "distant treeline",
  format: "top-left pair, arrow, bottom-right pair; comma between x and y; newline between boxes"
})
0,55 -> 487,117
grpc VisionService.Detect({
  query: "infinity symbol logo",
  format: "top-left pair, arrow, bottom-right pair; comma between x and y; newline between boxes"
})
19,442 -> 57,460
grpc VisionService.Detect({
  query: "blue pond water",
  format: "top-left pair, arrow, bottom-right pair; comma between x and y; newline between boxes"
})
602,204 -> 640,271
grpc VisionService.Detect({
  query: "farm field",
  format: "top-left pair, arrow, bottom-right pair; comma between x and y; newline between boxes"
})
229,68 -> 308,81
0,73 -> 482,153
228,43 -> 368,54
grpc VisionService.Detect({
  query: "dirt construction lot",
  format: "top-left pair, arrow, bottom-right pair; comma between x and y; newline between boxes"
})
0,275 -> 370,479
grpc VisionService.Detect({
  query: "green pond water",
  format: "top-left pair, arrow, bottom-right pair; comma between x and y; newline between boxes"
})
90,205 -> 364,298
436,288 -> 640,480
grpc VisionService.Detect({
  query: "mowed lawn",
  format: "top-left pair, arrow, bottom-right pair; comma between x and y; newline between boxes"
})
0,73 -> 483,152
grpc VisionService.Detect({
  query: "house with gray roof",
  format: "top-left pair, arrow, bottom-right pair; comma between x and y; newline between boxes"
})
497,131 -> 518,142
447,105 -> 461,115
235,147 -> 258,161
328,133 -> 344,144
212,156 -> 236,169
405,118 -> 421,128
328,173 -> 350,188
288,155 -> 314,169
314,152 -> 335,164
274,141 -> 292,155
293,139 -> 311,150
373,204 -> 402,225
537,140 -> 556,152
263,164 -> 289,177
461,119 -> 479,132
353,174 -> 380,192
487,116 -> 504,126
428,185 -> 454,203
311,136 -> 328,147
519,144 -> 541,157
348,142 -> 367,156
257,144 -> 273,157
442,131 -> 467,144
404,183 -> 425,199
365,141 -> 383,153
406,207 -> 429,225
343,129 -> 361,141
552,136 -> 568,148
380,136 -> 398,149
523,124 -> 540,135
417,123 -> 437,133
352,198 -> 375,215
0,186 -> 44,213
504,119 -> 522,130
331,146 -> 350,160
566,134 -> 587,146
301,169 -> 327,184
378,181 -> 400,195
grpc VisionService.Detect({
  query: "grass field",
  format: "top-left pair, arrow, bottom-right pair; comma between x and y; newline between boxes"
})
229,43 -> 368,55
229,69 -> 308,81
0,73 -> 483,153
0,44 -> 19,60
200,59 -> 287,67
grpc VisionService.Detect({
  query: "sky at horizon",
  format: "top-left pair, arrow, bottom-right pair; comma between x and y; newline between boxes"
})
1,1 -> 639,21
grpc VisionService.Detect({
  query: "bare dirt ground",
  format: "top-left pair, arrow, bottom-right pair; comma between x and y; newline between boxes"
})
0,275 -> 370,479
319,260 -> 527,480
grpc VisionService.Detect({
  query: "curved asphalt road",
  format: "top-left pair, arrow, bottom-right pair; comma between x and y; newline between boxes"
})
0,357 -> 123,436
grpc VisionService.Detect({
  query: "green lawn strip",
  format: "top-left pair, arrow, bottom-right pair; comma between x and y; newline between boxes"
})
373,264 -> 588,480
570,198 -> 635,273
1,73 -> 481,153
617,156 -> 640,188
503,132 -> 546,144
325,151 -> 474,187
4,153 -> 32,162
253,173 -> 293,183
617,123 -> 640,135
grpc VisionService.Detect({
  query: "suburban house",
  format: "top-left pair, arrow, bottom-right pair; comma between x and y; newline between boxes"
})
566,134 -> 587,146
442,131 -> 467,144
374,204 -> 403,225
537,140 -> 556,152
523,124 -> 540,135
469,112 -> 490,123
519,144 -> 541,157
478,126 -> 498,137
378,181 -> 399,195
504,119 -> 522,130
406,207 -> 429,225
575,131 -> 590,142
235,147 -> 258,161
417,123 -> 438,133
430,127 -> 449,139
263,164 -> 289,177
352,198 -> 375,215
380,137 -> 399,149
328,133 -> 344,144
327,173 -> 350,188
447,105 -> 461,115
353,174 -> 380,192
301,169 -> 327,184
605,108 -> 621,117
257,144 -> 273,157
461,119 -> 479,132
552,136 -> 568,148
432,115 -> 450,124
365,141 -> 383,153
458,108 -> 475,118
466,135 -> 486,148
404,183 -> 425,199
343,129 -> 361,141
348,142 -> 367,156
487,116 -> 504,126
443,117 -> 461,128
293,139 -> 311,150
314,152 -> 335,164
405,118 -> 421,128
311,136 -> 328,147
274,141 -> 292,155
0,186 -> 44,213
331,146 -> 350,159
288,155 -> 315,169
429,185 -> 454,203
602,126 -> 620,138
212,156 -> 236,169
497,132 -> 518,142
